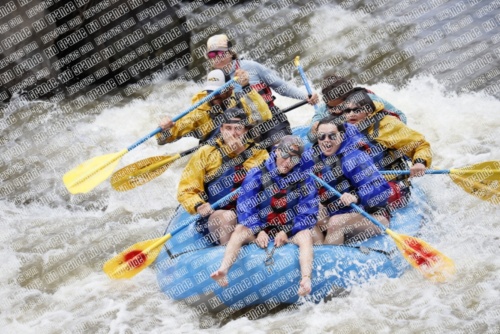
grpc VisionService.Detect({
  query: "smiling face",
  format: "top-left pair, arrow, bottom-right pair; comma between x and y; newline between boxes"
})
316,123 -> 343,157
276,145 -> 301,175
344,103 -> 370,125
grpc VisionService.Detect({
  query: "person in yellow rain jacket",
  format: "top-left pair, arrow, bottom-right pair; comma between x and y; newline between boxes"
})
177,108 -> 269,245
336,90 -> 432,211
156,69 -> 271,145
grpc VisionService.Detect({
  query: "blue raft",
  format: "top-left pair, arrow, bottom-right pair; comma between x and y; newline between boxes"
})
154,126 -> 430,316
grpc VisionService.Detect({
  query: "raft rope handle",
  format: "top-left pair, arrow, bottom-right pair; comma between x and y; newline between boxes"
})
264,245 -> 277,271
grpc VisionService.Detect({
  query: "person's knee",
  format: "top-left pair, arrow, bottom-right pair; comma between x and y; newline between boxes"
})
293,229 -> 313,246
234,224 -> 252,238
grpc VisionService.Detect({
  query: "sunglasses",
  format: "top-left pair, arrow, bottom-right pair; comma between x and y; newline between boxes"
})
280,150 -> 301,164
317,132 -> 339,141
207,51 -> 226,59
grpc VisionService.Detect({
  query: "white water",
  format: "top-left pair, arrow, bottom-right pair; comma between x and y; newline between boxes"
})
2,1 -> 500,333
2,75 -> 500,334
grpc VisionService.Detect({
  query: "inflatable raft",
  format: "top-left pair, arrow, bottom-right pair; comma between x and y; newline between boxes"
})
154,126 -> 430,317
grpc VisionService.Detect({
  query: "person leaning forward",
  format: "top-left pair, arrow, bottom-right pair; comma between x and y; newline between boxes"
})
177,108 -> 268,246
210,135 -> 318,297
156,68 -> 272,145
334,91 -> 432,211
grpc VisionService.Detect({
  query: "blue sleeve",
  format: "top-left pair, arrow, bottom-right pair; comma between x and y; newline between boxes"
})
342,150 -> 391,210
236,167 -> 266,232
368,93 -> 407,124
249,60 -> 308,100
297,149 -> 316,174
311,103 -> 329,124
291,173 -> 319,235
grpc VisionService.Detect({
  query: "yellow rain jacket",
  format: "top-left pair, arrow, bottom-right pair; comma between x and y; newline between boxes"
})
157,89 -> 272,145
177,139 -> 269,214
362,101 -> 432,168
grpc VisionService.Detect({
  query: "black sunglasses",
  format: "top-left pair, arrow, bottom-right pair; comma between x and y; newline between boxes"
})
280,150 -> 301,164
317,132 -> 339,141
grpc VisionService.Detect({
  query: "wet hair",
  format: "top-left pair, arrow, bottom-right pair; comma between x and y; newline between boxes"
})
345,90 -> 375,113
222,107 -> 249,125
321,72 -> 355,102
277,135 -> 305,155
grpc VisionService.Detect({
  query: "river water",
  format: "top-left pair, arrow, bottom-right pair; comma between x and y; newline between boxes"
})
2,0 -> 500,333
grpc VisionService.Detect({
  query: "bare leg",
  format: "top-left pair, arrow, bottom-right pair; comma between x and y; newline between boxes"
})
210,224 -> 256,287
289,229 -> 314,296
324,212 -> 389,245
311,225 -> 324,245
207,209 -> 237,245
344,214 -> 389,246
313,204 -> 328,245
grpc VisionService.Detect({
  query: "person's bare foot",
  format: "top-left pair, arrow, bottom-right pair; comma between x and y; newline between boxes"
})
298,276 -> 312,296
210,269 -> 229,287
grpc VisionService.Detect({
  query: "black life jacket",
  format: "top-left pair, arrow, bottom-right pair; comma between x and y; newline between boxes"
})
203,141 -> 257,210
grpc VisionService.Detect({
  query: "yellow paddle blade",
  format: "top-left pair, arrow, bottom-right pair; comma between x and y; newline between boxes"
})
63,149 -> 128,194
103,233 -> 172,279
110,154 -> 181,191
386,229 -> 455,283
450,161 -> 500,204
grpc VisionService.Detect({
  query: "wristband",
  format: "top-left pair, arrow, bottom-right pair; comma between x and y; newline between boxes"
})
194,202 -> 205,211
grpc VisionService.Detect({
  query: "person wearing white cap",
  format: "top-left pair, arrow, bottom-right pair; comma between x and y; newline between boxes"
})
205,34 -> 319,150
156,68 -> 272,145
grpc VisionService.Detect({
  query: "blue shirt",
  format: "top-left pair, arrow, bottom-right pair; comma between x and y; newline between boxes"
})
228,59 -> 308,100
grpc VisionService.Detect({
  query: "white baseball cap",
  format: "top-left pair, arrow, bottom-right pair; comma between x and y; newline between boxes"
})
203,69 -> 227,91
207,34 -> 230,52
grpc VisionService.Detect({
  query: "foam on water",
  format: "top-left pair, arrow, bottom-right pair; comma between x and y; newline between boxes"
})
3,72 -> 500,333
2,3 -> 500,333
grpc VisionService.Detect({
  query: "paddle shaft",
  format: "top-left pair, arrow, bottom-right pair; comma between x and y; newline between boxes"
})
138,188 -> 241,256
167,188 -> 242,237
310,173 -> 387,232
160,99 -> 308,160
294,56 -> 318,111
144,145 -> 202,172
126,79 -> 237,152
380,169 -> 500,175
111,99 -> 310,190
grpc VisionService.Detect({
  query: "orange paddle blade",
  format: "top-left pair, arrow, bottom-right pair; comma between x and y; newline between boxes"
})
386,229 -> 455,282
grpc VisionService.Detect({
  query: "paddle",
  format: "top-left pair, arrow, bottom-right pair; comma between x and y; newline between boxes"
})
380,161 -> 500,204
103,188 -> 241,279
110,99 -> 309,191
294,56 -> 318,111
111,145 -> 201,192
310,173 -> 456,282
62,78 -> 238,194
